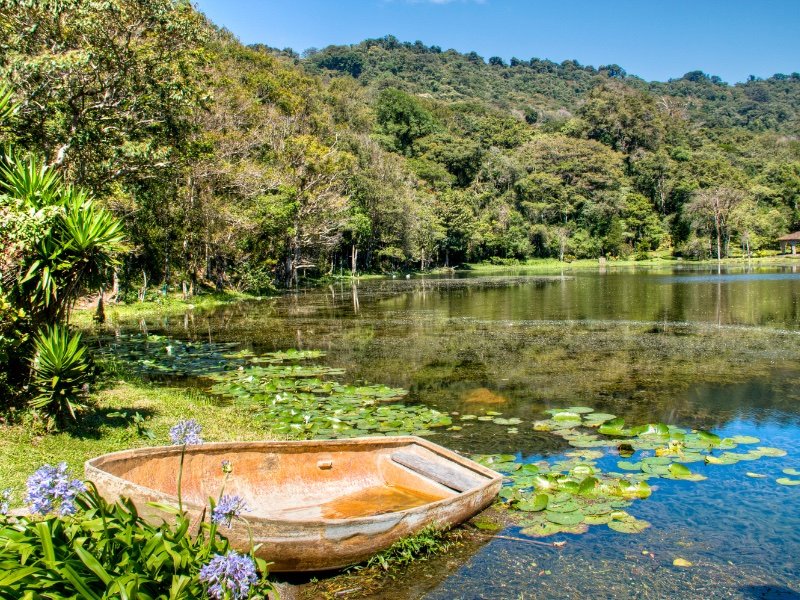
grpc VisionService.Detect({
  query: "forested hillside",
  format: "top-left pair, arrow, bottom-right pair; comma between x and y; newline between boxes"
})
2,2 -> 799,294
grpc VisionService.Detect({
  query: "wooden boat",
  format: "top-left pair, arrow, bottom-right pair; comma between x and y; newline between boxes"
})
85,436 -> 502,572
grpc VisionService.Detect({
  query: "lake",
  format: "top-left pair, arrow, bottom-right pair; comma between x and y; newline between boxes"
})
118,264 -> 800,599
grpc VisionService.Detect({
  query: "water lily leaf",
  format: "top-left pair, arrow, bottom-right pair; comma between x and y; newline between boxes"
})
755,447 -> 787,458
546,510 -> 585,526
695,430 -> 722,445
782,468 -> 800,476
565,406 -> 595,414
546,499 -> 580,513
641,423 -> 670,436
517,464 -> 541,476
598,418 -> 626,435
776,478 -> 800,486
673,558 -> 693,568
617,481 -> 652,499
668,463 -> 706,481
584,413 -> 616,424
746,472 -> 767,478
607,517 -> 650,534
617,461 -> 642,472
516,494 -> 549,512
729,435 -> 760,445
578,477 -> 600,495
520,521 -> 564,538
571,464 -> 596,476
553,411 -> 581,422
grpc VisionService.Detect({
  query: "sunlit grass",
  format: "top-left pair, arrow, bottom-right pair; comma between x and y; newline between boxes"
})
0,378 -> 278,497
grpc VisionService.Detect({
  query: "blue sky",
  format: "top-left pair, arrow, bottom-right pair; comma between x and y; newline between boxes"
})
194,0 -> 800,83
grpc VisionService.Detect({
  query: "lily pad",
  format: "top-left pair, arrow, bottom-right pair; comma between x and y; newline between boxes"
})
607,516 -> 651,534
545,510 -> 585,526
776,478 -> 800,486
755,447 -> 788,458
729,435 -> 760,445
516,494 -> 549,512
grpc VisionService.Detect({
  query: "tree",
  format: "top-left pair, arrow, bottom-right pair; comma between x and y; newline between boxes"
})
685,188 -> 746,265
0,0 -> 208,193
375,89 -> 437,156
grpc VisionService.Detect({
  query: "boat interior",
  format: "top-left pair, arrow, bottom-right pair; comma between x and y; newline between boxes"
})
88,440 -> 494,520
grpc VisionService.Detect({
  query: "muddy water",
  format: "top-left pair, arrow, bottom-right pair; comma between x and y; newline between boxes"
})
123,264 -> 800,599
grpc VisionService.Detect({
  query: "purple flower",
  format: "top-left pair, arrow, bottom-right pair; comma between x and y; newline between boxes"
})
0,489 -> 10,515
169,419 -> 203,445
199,551 -> 258,600
212,495 -> 250,528
25,463 -> 86,516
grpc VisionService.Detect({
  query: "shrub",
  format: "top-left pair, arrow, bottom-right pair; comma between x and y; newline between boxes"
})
29,325 -> 90,426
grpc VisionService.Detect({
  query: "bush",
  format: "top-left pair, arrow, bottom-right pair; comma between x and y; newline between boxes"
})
29,325 -> 90,426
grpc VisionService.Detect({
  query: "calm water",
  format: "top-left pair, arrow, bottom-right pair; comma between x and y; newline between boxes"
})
125,265 -> 800,599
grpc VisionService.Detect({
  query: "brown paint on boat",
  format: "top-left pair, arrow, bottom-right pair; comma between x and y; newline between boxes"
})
85,436 -> 502,572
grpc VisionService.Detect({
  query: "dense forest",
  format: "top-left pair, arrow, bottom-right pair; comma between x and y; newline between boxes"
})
2,1 -> 800,296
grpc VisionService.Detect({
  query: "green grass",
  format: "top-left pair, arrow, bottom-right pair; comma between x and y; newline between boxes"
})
0,378 -> 278,498
71,290 -> 262,328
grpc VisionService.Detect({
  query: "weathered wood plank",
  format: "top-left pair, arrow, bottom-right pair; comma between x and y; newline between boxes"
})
391,451 -> 482,493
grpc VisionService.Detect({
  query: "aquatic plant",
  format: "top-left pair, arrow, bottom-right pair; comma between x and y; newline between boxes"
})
476,406 -> 790,538
25,462 -> 86,516
199,551 -> 259,600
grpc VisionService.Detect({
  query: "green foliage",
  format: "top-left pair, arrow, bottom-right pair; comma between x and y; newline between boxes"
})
29,326 -> 90,426
0,485 -> 270,599
3,5 -> 800,287
363,525 -> 455,572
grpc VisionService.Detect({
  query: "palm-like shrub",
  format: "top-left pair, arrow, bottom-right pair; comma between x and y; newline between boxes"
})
29,325 -> 89,424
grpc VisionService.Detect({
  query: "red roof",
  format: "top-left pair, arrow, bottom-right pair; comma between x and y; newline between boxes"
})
777,231 -> 800,241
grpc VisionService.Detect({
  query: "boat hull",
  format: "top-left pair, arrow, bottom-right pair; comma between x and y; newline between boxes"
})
85,436 -> 502,572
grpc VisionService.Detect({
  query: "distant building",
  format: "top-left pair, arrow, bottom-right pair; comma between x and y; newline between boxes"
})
777,232 -> 800,255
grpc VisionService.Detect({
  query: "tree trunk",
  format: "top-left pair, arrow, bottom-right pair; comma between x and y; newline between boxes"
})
95,288 -> 105,324
351,244 -> 357,277
139,270 -> 148,303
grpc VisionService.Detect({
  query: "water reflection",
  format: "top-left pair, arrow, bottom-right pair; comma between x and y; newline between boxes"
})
108,266 -> 800,598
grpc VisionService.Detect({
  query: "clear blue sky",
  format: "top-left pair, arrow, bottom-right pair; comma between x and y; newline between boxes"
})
193,0 -> 799,83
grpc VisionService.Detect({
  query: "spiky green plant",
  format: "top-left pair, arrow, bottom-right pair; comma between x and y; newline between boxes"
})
29,325 -> 89,424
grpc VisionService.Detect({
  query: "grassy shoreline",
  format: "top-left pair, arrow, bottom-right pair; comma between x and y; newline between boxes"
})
452,253 -> 800,274
71,290 -> 265,328
71,253 -> 800,328
0,378 -> 279,495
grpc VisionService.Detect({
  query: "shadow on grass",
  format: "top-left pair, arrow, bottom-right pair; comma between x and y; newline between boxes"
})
64,406 -> 157,441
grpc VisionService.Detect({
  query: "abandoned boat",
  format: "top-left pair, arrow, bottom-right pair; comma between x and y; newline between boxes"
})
85,436 -> 502,572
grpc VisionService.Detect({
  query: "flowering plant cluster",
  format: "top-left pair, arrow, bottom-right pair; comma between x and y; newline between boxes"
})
0,423 -> 266,598
24,462 -> 86,516
199,550 -> 259,600
0,489 -> 10,515
212,494 -> 250,528
169,418 -> 204,445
